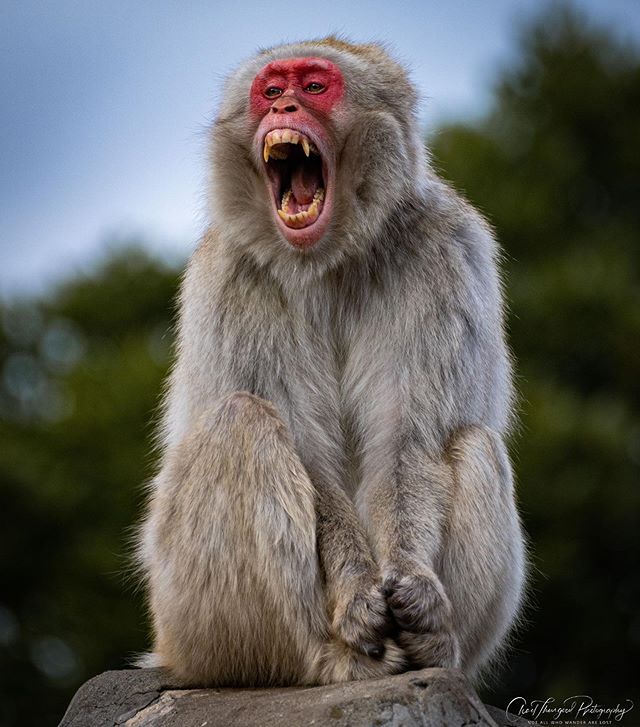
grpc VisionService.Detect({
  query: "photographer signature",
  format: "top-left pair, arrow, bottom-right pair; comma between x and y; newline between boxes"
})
507,695 -> 634,724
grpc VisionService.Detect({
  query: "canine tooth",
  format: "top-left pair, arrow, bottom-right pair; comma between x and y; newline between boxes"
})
301,138 -> 310,157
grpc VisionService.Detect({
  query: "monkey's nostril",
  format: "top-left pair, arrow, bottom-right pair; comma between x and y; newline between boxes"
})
271,104 -> 298,113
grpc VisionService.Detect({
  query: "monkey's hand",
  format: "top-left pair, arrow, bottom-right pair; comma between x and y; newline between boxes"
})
330,574 -> 392,660
383,569 -> 461,669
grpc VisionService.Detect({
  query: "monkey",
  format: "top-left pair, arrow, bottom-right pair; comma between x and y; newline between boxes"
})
137,37 -> 526,688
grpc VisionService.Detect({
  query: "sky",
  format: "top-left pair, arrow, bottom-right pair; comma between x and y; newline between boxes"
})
2,0 -> 640,295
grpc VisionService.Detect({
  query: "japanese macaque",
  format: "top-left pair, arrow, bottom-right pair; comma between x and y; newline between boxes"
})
137,37 -> 526,687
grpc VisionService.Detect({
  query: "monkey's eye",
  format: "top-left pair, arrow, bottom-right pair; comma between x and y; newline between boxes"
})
304,82 -> 325,94
264,86 -> 283,99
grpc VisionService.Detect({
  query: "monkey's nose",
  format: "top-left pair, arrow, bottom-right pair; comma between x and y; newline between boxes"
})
271,100 -> 298,114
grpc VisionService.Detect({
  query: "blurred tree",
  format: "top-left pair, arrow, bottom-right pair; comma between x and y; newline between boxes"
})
1,5 -> 639,725
431,4 -> 640,705
0,246 -> 181,725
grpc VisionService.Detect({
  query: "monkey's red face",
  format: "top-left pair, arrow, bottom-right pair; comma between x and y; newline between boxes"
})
250,58 -> 345,249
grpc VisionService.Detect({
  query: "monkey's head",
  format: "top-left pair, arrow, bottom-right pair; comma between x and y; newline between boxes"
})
210,38 -> 426,281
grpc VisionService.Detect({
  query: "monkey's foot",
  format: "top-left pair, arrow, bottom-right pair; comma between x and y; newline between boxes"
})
397,629 -> 460,669
317,637 -> 406,684
383,570 -> 461,669
330,578 -> 392,660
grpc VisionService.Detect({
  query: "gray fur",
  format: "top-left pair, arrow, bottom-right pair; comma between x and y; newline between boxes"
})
137,37 -> 526,686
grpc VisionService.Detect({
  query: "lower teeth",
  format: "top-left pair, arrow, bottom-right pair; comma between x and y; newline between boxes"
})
277,187 -> 326,226
280,187 -> 325,213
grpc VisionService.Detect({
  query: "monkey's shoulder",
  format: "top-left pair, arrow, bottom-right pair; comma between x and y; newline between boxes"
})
421,176 -> 498,265
392,187 -> 504,310
184,228 -> 274,303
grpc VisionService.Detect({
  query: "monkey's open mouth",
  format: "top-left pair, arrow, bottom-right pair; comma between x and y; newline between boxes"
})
263,128 -> 330,247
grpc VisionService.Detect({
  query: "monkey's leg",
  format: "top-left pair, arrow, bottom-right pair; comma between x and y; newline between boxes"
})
362,426 -> 525,677
140,392 -> 326,686
439,427 -> 526,676
140,392 -> 402,686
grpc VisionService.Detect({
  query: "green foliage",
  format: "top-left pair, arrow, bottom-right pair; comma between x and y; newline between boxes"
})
1,6 -> 639,724
0,248 -> 180,725
431,5 -> 640,703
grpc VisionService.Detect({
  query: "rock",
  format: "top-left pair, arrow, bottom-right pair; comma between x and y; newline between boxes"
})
59,667 -> 535,727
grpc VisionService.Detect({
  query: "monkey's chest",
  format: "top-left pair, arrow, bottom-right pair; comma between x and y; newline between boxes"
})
276,338 -> 396,496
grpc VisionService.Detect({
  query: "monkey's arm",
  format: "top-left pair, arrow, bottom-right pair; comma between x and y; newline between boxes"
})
314,480 -> 391,659
363,424 -> 524,674
351,200 -> 526,674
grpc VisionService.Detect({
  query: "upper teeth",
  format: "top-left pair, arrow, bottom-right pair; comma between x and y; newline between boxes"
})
263,129 -> 319,162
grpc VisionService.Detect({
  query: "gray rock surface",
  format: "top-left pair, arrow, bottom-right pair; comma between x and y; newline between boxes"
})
60,667 -> 535,727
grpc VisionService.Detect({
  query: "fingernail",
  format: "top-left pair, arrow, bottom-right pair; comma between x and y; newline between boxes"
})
364,643 -> 385,660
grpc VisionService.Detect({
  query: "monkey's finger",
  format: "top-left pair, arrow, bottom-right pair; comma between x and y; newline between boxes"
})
337,618 -> 388,659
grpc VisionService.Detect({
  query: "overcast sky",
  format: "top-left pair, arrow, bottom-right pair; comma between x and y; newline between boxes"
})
2,0 -> 639,295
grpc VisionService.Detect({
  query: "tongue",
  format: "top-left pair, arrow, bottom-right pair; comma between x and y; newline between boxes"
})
291,163 -> 321,205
